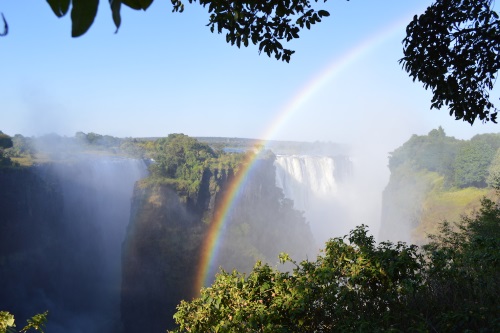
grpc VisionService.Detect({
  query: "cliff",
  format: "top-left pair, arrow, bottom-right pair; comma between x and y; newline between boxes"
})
0,158 -> 146,333
120,155 -> 316,332
120,168 -> 229,333
380,129 -> 499,244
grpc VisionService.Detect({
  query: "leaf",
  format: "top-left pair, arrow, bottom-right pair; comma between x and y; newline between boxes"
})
122,0 -> 153,10
0,311 -> 15,328
47,0 -> 71,17
109,0 -> 121,33
318,10 -> 330,17
0,13 -> 8,37
141,0 -> 154,10
71,0 -> 99,37
19,311 -> 48,333
121,0 -> 141,10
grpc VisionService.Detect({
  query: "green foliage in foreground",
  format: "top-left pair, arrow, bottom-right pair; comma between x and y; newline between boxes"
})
0,311 -> 48,333
422,197 -> 500,331
172,226 -> 425,333
171,196 -> 500,332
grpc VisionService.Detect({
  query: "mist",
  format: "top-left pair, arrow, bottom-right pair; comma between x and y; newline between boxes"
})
0,142 -> 147,333
2,126 -> 498,332
0,132 -> 399,332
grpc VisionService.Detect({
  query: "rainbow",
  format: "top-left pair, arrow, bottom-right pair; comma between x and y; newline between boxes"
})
193,14 -> 414,294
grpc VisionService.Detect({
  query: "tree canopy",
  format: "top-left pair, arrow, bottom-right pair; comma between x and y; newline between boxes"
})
171,225 -> 426,333
387,128 -> 500,189
146,133 -> 247,196
0,132 -> 14,167
400,0 -> 500,124
0,132 -> 13,150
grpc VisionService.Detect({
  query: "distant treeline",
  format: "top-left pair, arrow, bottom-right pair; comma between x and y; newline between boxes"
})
0,131 -> 348,168
0,131 -> 158,167
389,127 -> 500,188
196,136 -> 349,156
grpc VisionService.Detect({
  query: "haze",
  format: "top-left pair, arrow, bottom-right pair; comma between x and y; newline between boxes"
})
1,1 -> 499,236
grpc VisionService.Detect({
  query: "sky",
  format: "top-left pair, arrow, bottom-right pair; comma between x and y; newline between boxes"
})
1,1 -> 499,152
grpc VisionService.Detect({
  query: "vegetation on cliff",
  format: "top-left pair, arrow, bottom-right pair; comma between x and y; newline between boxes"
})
382,127 -> 500,242
121,134 -> 316,331
146,133 -> 245,196
0,131 -> 14,167
0,131 -> 151,167
171,193 -> 500,332
388,127 -> 500,189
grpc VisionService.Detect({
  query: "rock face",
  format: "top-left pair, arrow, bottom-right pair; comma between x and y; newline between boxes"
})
379,169 -> 431,244
0,158 -> 146,333
120,156 -> 316,332
121,168 -> 231,333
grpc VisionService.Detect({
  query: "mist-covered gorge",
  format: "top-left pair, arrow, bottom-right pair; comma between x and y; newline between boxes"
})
4,128 -> 498,332
121,136 -> 323,331
1,133 -> 350,332
0,155 -> 147,333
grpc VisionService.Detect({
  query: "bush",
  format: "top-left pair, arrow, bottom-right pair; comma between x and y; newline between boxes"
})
170,226 -> 426,333
171,197 -> 500,332
0,311 -> 48,333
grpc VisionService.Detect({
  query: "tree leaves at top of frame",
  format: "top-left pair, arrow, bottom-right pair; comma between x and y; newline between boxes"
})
109,0 -> 153,34
121,0 -> 154,10
47,0 -> 71,17
71,0 -> 99,37
43,0 -> 331,62
46,0 -> 154,37
400,0 -> 500,124
181,0 -> 331,62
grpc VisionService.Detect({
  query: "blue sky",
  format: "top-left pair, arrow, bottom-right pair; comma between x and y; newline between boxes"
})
1,1 -> 499,148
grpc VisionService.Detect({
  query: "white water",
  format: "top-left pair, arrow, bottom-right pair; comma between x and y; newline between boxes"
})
274,155 -> 350,245
275,155 -> 338,212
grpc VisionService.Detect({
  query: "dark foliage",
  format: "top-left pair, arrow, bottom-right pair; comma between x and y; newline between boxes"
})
45,0 -> 331,62
400,0 -> 500,124
0,132 -> 14,167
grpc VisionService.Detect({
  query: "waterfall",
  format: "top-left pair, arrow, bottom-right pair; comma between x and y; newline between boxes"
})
274,155 -> 350,244
275,155 -> 337,211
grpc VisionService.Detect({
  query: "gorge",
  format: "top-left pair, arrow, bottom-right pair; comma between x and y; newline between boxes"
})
0,136 -> 352,333
3,129 -> 496,332
0,156 -> 147,333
